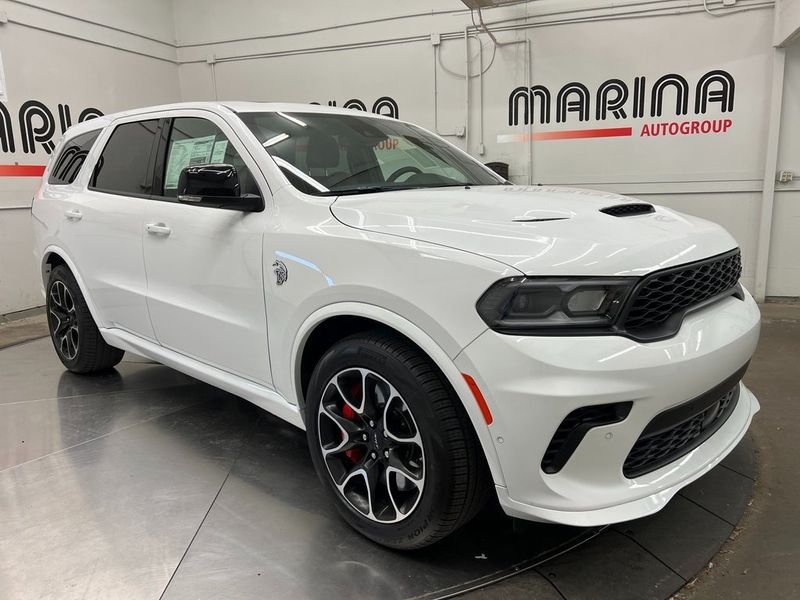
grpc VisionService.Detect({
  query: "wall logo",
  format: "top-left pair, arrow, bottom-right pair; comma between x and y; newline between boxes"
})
311,96 -> 399,119
0,100 -> 104,155
502,69 -> 734,142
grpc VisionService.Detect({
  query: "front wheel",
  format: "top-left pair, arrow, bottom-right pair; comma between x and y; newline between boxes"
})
46,265 -> 124,373
306,330 -> 490,549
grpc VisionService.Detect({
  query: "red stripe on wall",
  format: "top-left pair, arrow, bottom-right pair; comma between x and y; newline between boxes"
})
533,127 -> 633,141
0,165 -> 46,177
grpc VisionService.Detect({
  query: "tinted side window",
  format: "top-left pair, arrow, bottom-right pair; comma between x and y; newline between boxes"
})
90,120 -> 159,196
160,117 -> 259,199
48,130 -> 101,185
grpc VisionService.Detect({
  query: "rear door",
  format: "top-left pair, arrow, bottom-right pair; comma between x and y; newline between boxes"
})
141,111 -> 273,385
58,117 -> 160,340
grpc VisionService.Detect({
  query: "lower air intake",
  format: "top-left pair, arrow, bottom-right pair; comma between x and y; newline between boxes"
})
542,402 -> 632,474
623,365 -> 748,478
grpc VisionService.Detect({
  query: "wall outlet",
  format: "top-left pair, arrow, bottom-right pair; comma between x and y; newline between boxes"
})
777,170 -> 794,183
722,0 -> 736,5
430,33 -> 441,46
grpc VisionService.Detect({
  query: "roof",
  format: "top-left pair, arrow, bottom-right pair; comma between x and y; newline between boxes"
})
221,101 -> 398,120
82,101 -> 397,125
60,100 -> 401,140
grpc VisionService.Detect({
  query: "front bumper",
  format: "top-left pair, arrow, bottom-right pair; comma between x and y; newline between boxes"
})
455,292 -> 761,526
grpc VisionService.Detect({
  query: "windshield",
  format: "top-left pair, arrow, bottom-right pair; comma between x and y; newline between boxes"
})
238,111 -> 503,196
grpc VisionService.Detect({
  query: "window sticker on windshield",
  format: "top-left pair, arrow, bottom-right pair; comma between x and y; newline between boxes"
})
164,134 -> 217,190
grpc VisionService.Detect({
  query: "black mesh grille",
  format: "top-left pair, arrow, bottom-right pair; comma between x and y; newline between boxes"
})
621,250 -> 742,339
623,378 -> 742,479
542,402 -> 632,474
600,203 -> 655,217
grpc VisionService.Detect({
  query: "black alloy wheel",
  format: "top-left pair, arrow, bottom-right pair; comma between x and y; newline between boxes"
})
46,265 -> 124,373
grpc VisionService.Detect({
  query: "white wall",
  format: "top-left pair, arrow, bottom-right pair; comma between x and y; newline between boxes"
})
775,0 -> 800,44
0,0 -> 180,313
1,0 -> 798,313
769,39 -> 800,296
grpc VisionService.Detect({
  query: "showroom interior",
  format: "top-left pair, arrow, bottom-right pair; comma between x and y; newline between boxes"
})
1,0 -> 799,598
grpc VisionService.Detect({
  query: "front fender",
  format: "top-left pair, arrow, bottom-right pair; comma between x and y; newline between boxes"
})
291,302 -> 506,488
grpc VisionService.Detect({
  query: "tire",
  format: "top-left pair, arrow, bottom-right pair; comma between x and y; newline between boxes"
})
46,265 -> 124,374
306,329 -> 490,549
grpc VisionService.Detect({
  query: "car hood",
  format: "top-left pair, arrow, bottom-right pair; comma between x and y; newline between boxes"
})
330,185 -> 738,276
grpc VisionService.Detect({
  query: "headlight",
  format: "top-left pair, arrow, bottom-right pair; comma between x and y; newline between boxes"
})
476,277 -> 636,334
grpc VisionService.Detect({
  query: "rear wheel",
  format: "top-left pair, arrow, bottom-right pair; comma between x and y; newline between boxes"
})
46,265 -> 124,373
306,330 -> 490,549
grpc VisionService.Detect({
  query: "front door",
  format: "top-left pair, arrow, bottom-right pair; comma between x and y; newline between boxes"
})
142,113 -> 273,385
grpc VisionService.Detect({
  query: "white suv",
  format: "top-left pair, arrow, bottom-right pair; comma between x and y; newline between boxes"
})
32,102 -> 761,549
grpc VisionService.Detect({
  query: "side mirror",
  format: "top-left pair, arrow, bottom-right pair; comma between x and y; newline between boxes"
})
177,164 -> 263,212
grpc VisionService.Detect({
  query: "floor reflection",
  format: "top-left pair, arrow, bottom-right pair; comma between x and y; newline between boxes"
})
0,341 -> 597,600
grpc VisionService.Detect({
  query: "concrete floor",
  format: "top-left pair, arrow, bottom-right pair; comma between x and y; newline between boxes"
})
0,303 -> 797,598
0,336 -> 605,599
0,307 -> 48,350
674,302 -> 800,600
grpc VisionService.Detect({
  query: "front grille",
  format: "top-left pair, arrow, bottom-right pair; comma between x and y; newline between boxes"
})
623,365 -> 747,478
620,249 -> 742,341
541,402 -> 632,474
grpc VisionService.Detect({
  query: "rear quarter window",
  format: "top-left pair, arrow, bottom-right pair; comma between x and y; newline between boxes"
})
48,129 -> 101,185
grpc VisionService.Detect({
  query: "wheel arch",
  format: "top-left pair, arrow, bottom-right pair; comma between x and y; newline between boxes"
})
41,246 -> 105,328
292,303 -> 505,487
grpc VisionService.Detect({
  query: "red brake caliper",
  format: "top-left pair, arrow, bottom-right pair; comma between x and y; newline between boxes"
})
342,384 -> 364,464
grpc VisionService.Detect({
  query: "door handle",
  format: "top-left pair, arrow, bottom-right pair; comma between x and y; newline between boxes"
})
145,223 -> 171,236
64,209 -> 82,221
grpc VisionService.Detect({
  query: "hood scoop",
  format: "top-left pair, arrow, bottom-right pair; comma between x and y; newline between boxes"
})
600,203 -> 655,217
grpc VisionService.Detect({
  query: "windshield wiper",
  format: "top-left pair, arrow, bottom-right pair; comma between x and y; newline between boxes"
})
325,185 -> 436,196
322,181 -> 506,197
326,183 -> 485,196
319,186 -> 393,196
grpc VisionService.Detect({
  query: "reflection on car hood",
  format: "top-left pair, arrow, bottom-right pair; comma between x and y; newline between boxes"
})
330,185 -> 738,276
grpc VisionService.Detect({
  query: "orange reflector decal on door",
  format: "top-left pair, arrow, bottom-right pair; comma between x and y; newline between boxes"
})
462,373 -> 493,425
